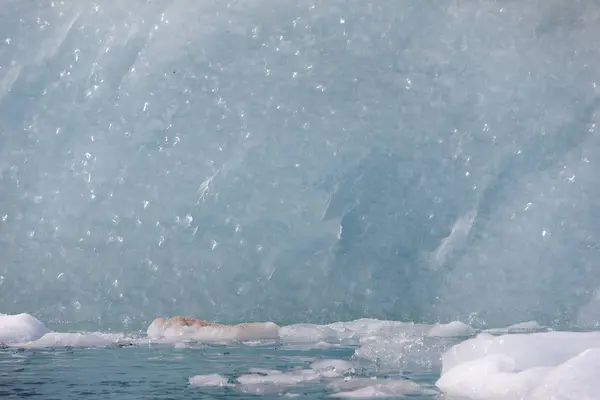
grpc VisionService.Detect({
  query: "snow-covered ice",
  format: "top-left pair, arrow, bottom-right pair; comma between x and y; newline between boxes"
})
0,313 -> 129,348
0,313 -> 50,343
436,331 -> 600,400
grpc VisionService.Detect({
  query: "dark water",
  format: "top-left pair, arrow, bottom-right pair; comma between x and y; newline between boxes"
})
0,343 -> 442,399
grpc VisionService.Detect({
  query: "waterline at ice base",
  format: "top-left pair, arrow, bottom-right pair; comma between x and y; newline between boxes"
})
1,0 -> 600,398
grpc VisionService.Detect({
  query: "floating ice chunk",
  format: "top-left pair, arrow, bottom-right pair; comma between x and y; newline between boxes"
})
10,332 -> 126,349
170,340 -> 212,349
279,323 -> 342,343
427,321 -> 475,337
310,359 -> 355,377
236,368 -> 322,395
440,331 -> 600,375
312,341 -> 343,349
280,318 -> 443,347
147,316 -> 280,342
327,377 -> 381,392
0,313 -> 50,343
237,368 -> 321,386
328,378 -> 436,398
0,313 -> 128,349
485,320 -> 548,335
436,353 -> 549,399
530,348 -> 600,400
188,362 -> 359,396
326,318 -> 421,338
437,331 -> 600,400
189,374 -> 232,387
354,333 -> 451,372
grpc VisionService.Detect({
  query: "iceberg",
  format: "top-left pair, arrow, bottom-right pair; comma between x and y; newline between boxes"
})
1,0 -> 600,334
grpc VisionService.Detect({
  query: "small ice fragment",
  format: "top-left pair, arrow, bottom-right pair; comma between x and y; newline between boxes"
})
189,374 -> 231,387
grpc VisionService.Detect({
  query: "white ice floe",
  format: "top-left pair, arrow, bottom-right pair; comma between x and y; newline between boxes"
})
427,320 -> 476,337
238,368 -> 321,387
189,373 -> 232,387
147,317 -> 280,342
189,361 -> 354,395
0,313 -> 50,343
328,378 -> 437,398
147,316 -> 472,350
436,330 -> 600,400
12,332 -> 128,349
484,320 -> 549,335
0,313 -> 128,348
228,367 -> 324,395
189,363 -> 435,398
280,318 -> 474,345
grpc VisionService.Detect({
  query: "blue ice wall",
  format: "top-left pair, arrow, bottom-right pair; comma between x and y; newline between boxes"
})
1,0 -> 600,329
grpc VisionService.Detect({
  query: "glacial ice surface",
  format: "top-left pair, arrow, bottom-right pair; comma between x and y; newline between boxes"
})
1,1 -> 600,331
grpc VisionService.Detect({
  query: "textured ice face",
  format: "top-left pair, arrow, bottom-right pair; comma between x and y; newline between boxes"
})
1,0 -> 600,329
